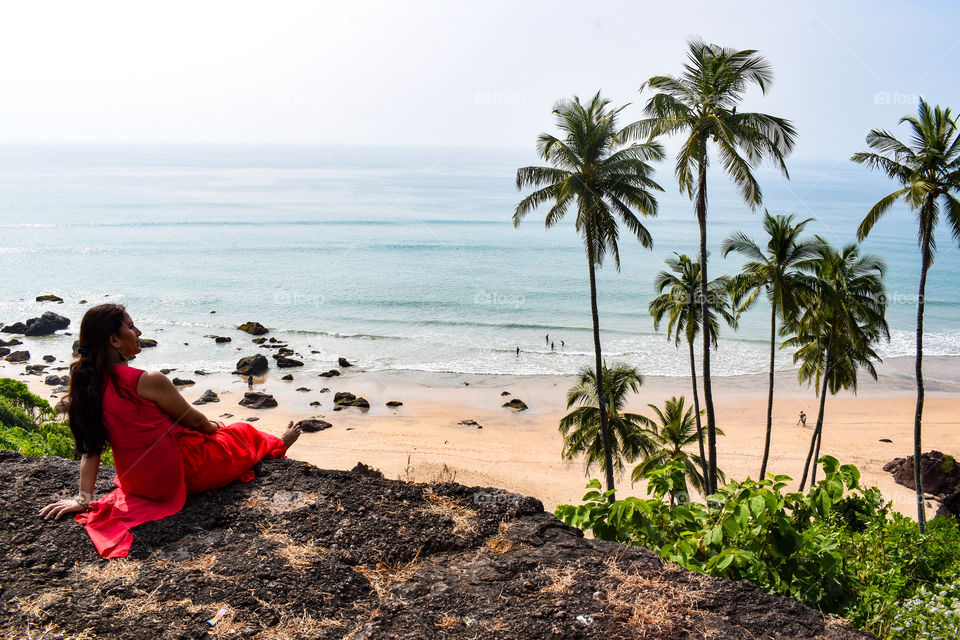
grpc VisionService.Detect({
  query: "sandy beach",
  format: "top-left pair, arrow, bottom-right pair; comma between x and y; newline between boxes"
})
4,348 -> 959,518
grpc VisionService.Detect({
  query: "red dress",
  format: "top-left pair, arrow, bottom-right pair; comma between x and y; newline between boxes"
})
75,365 -> 287,558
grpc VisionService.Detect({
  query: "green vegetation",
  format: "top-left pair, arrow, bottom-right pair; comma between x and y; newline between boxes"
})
514,92 -> 664,499
852,98 -> 960,532
555,457 -> 960,639
0,377 -> 112,464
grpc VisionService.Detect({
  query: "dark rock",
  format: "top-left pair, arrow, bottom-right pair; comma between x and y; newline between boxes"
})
351,462 -> 384,479
0,338 -> 23,347
78,299 -> 87,304
245,417 -> 260,422
235,354 -> 269,376
23,312 -> 70,336
268,337 -> 278,343
879,438 -> 892,443
192,390 -> 220,405
237,322 -> 269,335
275,356 -> 304,368
309,401 -> 322,407
458,419 -> 483,429
501,391 -> 511,396
5,350 -> 29,363
194,370 -> 209,376
214,336 -> 232,343
171,378 -> 195,387
139,338 -> 158,348
276,347 -> 294,356
160,368 -> 174,374
386,400 -> 403,407
252,337 -> 267,344
502,398 -> 529,411
25,364 -> 48,375
296,387 -> 311,392
884,451 -> 960,498
239,391 -> 278,409
319,369 -> 341,378
334,392 -> 370,409
338,357 -> 353,367
44,374 -> 68,386
54,399 -> 67,413
281,374 -> 294,381
1,322 -> 28,334
0,347 -> 8,357
220,413 -> 233,419
320,387 -> 330,393
36,294 -> 64,303
296,418 -> 332,433
43,355 -> 56,363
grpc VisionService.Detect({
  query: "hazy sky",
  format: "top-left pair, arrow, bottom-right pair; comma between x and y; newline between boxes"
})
1,0 -> 957,160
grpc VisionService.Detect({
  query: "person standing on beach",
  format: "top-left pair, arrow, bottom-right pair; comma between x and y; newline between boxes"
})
797,411 -> 807,428
550,341 -> 555,351
545,334 -> 549,344
516,346 -> 520,356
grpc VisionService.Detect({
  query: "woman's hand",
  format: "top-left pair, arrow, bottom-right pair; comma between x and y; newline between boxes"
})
39,499 -> 87,520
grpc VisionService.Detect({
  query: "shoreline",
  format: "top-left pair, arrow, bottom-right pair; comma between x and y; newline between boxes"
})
2,331 -> 959,517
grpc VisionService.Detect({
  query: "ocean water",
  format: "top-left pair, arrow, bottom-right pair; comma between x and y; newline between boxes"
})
0,145 -> 957,379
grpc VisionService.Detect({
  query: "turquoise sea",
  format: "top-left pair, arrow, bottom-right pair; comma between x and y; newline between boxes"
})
1,145 -> 958,379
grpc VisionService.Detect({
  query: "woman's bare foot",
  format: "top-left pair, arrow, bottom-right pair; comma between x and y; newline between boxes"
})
281,420 -> 301,449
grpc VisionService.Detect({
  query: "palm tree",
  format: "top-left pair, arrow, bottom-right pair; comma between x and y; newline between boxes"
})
648,254 -> 737,486
515,92 -> 664,499
722,212 -> 822,479
630,396 -> 725,504
782,240 -> 889,491
851,98 -> 960,531
630,39 -> 797,495
559,363 -> 656,480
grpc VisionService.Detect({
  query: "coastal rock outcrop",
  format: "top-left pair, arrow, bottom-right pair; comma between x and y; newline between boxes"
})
45,374 -> 69,386
386,400 -> 403,407
0,348 -> 9,357
193,390 -> 220,405
333,392 -> 370,409
239,391 -> 278,409
319,369 -> 341,378
1,450 -> 874,640
138,338 -> 158,348
883,450 -> 960,497
1,322 -> 28,334
296,418 -> 332,433
235,354 -> 269,376
237,321 -> 269,336
274,356 -> 304,368
35,294 -> 64,303
502,398 -> 529,411
24,312 -> 71,336
171,378 -> 195,387
0,338 -> 22,347
338,357 -> 353,367
5,351 -> 30,363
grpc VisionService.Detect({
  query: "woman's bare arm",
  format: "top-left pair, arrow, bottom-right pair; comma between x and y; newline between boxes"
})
39,453 -> 101,520
137,371 -> 219,433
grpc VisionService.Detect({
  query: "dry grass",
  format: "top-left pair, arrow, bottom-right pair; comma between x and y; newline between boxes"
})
419,488 -> 477,536
540,565 -> 580,594
354,553 -> 423,600
257,611 -> 344,639
436,615 -> 461,629
602,558 -> 705,637
73,559 -> 142,586
258,525 -> 327,571
15,589 -> 70,618
12,621 -> 97,640
242,489 -> 320,513
485,521 -> 515,554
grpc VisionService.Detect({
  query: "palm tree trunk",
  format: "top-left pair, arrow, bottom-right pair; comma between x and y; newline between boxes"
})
585,228 -> 616,503
914,220 -> 932,532
696,149 -> 718,496
688,339 -> 708,489
811,419 -> 824,485
800,348 -> 831,491
759,304 -> 777,479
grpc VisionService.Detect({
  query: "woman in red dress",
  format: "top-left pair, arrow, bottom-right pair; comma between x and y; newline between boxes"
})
39,304 -> 301,558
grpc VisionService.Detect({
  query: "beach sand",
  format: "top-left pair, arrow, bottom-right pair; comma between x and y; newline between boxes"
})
5,352 -> 959,518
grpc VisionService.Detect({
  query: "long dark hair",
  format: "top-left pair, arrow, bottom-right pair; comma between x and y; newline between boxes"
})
67,304 -> 128,456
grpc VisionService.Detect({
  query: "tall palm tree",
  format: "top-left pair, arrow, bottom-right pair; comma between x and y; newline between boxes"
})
648,254 -> 737,486
630,396 -> 725,504
722,212 -> 822,479
515,92 -> 664,499
559,362 -> 656,480
851,98 -> 960,531
630,39 -> 797,495
782,241 -> 889,491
